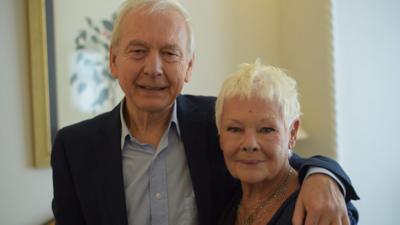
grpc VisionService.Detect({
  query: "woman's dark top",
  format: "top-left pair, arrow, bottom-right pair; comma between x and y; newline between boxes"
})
218,186 -> 359,225
217,189 -> 300,225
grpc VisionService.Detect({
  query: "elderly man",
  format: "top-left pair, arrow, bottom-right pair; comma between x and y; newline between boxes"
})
51,1 -> 359,225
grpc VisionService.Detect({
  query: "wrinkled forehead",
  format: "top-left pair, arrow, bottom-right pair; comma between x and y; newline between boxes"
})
222,96 -> 283,117
120,6 -> 190,49
123,5 -> 186,27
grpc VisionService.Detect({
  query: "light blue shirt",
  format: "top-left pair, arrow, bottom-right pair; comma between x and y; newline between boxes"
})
120,101 -> 199,225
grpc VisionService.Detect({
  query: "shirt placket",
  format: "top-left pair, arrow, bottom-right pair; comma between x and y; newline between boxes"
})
149,147 -> 169,225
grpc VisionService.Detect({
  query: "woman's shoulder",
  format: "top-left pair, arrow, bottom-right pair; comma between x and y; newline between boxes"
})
267,190 -> 299,225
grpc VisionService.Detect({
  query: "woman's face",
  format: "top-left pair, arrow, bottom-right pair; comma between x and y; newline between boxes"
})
219,96 -> 298,184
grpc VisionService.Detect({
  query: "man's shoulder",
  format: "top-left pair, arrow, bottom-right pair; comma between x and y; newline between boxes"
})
178,94 -> 216,102
177,94 -> 216,111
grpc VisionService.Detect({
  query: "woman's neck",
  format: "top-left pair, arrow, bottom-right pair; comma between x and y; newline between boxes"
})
237,166 -> 299,225
241,167 -> 296,205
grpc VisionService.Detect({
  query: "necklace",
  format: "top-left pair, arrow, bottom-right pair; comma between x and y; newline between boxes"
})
237,168 -> 293,225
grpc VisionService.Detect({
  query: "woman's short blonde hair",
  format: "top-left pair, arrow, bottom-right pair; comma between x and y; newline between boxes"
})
215,59 -> 301,133
110,0 -> 195,55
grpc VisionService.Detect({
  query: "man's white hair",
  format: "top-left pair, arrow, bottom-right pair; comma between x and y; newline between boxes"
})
110,0 -> 195,55
215,59 -> 301,133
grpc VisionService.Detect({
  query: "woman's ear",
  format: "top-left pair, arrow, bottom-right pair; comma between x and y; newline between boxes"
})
288,119 -> 300,149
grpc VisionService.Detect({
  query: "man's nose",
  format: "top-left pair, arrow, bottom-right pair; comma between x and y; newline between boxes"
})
143,51 -> 163,77
240,131 -> 259,152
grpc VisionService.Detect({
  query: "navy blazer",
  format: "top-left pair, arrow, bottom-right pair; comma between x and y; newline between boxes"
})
51,95 -> 358,225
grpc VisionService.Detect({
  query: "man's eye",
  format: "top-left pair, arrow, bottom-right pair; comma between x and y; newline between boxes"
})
128,49 -> 146,59
132,49 -> 146,54
259,127 -> 275,133
227,127 -> 242,133
162,51 -> 181,62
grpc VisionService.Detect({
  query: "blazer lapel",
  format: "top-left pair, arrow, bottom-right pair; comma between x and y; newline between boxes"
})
95,104 -> 128,225
177,95 -> 213,225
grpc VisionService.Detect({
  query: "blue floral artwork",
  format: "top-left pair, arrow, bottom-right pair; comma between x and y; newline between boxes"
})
69,13 -> 119,114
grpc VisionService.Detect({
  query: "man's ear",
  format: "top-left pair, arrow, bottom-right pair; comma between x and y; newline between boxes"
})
184,53 -> 195,83
109,46 -> 118,78
288,119 -> 300,149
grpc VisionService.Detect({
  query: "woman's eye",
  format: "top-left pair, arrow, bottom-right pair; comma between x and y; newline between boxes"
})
166,51 -> 177,56
259,127 -> 275,133
227,127 -> 242,133
133,49 -> 145,54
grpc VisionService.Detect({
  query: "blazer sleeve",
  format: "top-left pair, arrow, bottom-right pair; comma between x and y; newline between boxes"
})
289,153 -> 360,202
347,201 -> 359,225
51,129 -> 86,225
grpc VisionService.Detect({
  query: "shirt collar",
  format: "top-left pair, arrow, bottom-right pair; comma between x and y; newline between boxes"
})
119,99 -> 181,150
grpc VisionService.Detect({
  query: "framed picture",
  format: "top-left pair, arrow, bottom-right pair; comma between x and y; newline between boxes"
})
27,0 -> 124,167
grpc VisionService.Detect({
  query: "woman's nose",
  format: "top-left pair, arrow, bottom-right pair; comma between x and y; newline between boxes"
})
241,146 -> 258,152
240,131 -> 259,152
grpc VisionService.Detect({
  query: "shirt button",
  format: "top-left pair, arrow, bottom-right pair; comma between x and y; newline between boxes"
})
155,193 -> 162,200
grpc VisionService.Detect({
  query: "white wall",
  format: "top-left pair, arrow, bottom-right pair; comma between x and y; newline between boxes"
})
278,0 -> 336,158
333,0 -> 400,224
183,0 -> 279,96
182,0 -> 235,96
0,0 -> 53,225
230,0 -> 279,66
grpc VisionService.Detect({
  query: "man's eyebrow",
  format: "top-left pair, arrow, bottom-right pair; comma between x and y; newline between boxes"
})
162,44 -> 181,50
126,40 -> 149,48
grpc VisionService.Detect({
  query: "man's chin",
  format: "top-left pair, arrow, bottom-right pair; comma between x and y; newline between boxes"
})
131,101 -> 174,114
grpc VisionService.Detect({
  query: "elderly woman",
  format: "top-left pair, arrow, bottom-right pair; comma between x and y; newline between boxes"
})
215,61 -> 357,225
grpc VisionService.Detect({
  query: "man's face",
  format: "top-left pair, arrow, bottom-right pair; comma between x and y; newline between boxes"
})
110,8 -> 194,114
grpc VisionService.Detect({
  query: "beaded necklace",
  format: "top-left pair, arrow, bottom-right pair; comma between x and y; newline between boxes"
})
237,168 -> 293,225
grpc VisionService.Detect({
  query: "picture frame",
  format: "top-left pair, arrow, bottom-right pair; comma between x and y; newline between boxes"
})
27,0 -> 52,168
27,0 -> 124,168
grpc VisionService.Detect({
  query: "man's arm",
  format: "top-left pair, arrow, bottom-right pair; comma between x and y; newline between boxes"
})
289,153 -> 359,225
290,153 -> 359,201
51,130 -> 86,225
